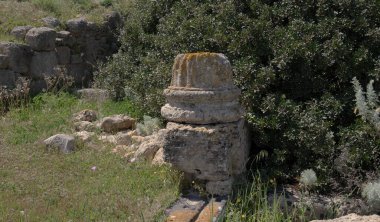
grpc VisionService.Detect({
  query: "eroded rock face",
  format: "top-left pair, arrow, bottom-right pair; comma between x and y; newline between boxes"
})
161,53 -> 243,124
161,52 -> 249,196
163,121 -> 248,181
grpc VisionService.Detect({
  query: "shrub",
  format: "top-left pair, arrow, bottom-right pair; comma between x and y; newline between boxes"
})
300,169 -> 317,188
362,180 -> 380,211
95,0 -> 380,193
136,115 -> 162,136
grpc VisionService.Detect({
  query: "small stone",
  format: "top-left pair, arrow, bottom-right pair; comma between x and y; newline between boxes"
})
56,46 -> 71,65
41,17 -> 61,28
0,54 -> 9,69
115,131 -> 133,145
57,31 -> 71,38
152,148 -> 165,165
44,134 -> 75,153
134,133 -> 163,161
10,26 -> 33,40
25,27 -> 57,51
100,114 -> 136,133
74,131 -> 94,142
72,109 -> 97,122
74,121 -> 97,132
131,135 -> 145,144
98,134 -> 117,144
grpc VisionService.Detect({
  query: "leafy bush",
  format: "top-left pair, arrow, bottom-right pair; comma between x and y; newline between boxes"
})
95,0 -> 380,193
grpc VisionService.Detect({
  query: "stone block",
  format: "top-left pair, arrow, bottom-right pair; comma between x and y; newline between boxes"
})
67,63 -> 92,87
0,42 -> 32,74
0,54 -> 9,69
0,70 -> 16,88
30,51 -> 58,79
56,46 -> 71,65
162,120 -> 248,181
71,54 -> 83,64
25,27 -> 57,51
10,26 -> 33,40
66,17 -> 87,34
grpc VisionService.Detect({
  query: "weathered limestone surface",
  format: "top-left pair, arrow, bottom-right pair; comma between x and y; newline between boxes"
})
0,55 -> 9,69
163,120 -> 248,181
161,53 -> 243,124
161,52 -> 249,196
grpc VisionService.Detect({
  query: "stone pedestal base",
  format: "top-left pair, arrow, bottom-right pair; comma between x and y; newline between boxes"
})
162,119 -> 249,195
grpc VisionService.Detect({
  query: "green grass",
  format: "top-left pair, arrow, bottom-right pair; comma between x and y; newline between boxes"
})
223,176 -> 309,222
0,93 -> 180,221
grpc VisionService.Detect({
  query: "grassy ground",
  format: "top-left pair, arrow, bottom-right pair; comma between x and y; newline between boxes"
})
0,93 -> 180,221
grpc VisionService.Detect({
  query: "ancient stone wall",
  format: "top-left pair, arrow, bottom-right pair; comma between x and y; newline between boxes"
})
161,53 -> 250,196
0,12 -> 121,94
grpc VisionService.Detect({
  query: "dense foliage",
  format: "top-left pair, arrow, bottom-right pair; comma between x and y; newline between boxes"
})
95,0 -> 380,193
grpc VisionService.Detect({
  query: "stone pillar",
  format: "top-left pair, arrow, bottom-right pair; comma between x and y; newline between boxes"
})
161,52 -> 249,196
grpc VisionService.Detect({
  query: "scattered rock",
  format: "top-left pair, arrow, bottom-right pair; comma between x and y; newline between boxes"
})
25,27 -> 57,51
72,109 -> 97,122
10,26 -> 33,40
44,134 -> 75,153
100,114 -> 136,133
76,88 -> 110,102
134,133 -> 163,161
74,121 -> 97,132
114,131 -> 133,145
98,134 -> 117,144
41,17 -> 61,28
310,213 -> 380,222
74,131 -> 94,142
131,135 -> 145,144
152,148 -> 165,165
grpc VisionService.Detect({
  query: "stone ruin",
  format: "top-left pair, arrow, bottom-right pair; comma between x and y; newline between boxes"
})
160,52 -> 249,196
0,12 -> 122,94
